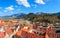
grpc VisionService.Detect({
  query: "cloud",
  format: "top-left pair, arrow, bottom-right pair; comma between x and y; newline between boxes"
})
4,5 -> 14,12
35,0 -> 45,4
16,0 -> 30,7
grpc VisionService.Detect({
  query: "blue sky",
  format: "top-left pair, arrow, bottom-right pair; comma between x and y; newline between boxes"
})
0,0 -> 60,16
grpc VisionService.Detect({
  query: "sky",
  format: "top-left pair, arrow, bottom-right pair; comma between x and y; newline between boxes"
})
0,0 -> 60,16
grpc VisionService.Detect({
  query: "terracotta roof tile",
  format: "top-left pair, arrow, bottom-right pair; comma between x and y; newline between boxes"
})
6,28 -> 12,34
16,30 -> 21,36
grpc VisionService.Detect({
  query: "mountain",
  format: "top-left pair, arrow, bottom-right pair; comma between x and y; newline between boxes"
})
22,12 -> 60,23
0,13 -> 26,18
0,12 -> 60,22
52,12 -> 60,15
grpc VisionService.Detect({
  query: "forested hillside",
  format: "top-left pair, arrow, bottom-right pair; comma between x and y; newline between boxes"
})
22,12 -> 60,23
